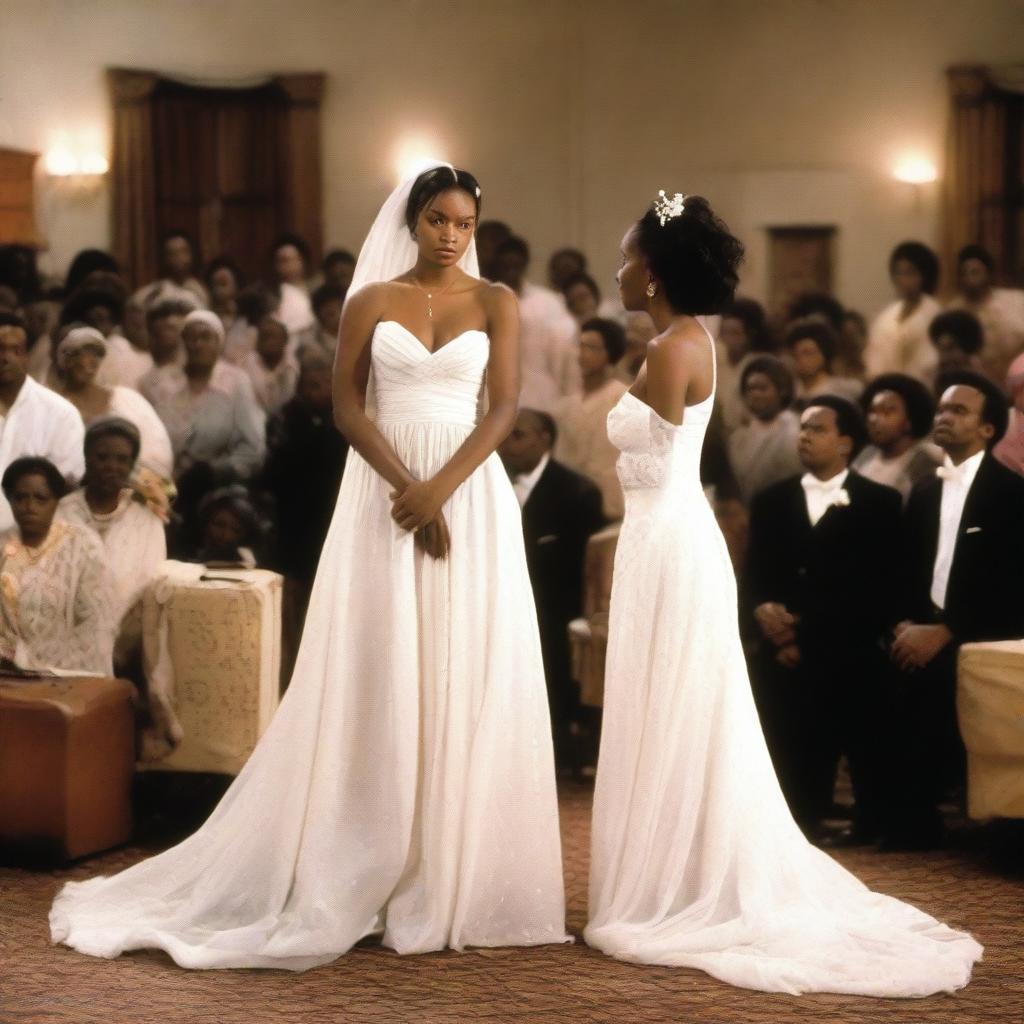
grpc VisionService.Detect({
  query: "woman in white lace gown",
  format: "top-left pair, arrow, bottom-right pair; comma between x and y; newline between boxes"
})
50,163 -> 568,970
585,194 -> 982,996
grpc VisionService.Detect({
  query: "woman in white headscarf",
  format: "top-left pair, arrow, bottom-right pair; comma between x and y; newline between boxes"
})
51,162 -> 568,971
50,324 -> 173,481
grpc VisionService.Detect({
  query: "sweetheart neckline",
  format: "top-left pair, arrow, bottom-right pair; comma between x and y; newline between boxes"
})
620,388 -> 713,429
377,319 -> 488,358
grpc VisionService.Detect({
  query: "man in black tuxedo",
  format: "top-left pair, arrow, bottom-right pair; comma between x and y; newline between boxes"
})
499,409 -> 605,770
888,371 -> 1024,847
745,396 -> 902,844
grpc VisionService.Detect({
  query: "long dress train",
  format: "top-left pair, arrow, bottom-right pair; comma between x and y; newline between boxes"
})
50,321 -> 569,970
585,328 -> 982,996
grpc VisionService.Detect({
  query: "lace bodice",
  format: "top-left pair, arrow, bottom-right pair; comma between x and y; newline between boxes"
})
607,380 -> 715,495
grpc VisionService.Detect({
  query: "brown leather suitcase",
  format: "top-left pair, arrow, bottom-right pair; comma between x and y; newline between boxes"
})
0,675 -> 135,861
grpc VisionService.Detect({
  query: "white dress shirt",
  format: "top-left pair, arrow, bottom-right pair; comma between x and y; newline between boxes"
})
800,468 -> 850,527
512,452 -> 550,508
0,376 -> 85,532
930,449 -> 985,609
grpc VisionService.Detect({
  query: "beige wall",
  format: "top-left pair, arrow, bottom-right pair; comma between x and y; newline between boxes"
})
1,0 -> 1022,317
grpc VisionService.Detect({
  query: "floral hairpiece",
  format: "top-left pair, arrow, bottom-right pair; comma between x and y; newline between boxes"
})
653,189 -> 686,226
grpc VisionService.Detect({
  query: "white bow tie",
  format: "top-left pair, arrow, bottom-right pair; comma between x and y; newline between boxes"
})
936,463 -> 965,483
801,475 -> 844,494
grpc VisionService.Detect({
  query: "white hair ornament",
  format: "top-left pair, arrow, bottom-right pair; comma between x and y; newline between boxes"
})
654,190 -> 686,226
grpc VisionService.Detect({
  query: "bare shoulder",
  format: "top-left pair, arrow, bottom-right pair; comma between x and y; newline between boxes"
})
479,279 -> 517,315
344,280 -> 390,317
647,321 -> 711,373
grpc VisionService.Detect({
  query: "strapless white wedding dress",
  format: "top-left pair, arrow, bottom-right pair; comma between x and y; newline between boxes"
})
585,329 -> 982,996
50,320 -> 569,971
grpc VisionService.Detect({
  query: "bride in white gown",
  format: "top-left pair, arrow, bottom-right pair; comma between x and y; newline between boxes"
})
50,162 -> 569,970
585,192 -> 983,996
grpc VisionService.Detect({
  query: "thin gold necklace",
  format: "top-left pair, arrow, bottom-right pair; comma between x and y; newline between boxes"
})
411,274 -> 457,319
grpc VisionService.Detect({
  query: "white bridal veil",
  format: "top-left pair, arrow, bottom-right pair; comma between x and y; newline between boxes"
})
346,159 -> 481,302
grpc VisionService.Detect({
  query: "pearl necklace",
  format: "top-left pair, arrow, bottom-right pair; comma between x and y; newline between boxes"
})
412,275 -> 457,320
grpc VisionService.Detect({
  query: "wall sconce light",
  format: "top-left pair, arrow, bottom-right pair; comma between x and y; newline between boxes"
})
892,156 -> 938,185
45,145 -> 109,194
393,136 -> 447,185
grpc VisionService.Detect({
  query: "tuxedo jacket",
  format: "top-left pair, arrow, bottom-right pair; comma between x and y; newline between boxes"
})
521,458 -> 605,634
745,470 -> 903,656
902,453 -> 1024,644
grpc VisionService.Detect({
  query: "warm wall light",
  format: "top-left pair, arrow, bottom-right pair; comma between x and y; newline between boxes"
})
892,156 -> 938,185
393,136 -> 447,185
44,143 -> 108,197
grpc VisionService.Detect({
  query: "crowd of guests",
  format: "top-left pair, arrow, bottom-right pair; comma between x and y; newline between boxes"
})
0,230 -> 1023,848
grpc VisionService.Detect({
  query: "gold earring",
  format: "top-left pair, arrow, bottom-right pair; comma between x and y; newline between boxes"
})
646,280 -> 657,298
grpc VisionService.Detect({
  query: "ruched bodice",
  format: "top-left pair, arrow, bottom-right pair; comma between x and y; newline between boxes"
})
372,320 -> 489,428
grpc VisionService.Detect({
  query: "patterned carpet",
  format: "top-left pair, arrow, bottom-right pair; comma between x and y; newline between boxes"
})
2,779 -> 1021,1024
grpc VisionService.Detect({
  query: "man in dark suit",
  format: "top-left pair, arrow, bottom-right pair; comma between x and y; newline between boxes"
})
745,396 -> 902,845
500,409 -> 605,771
888,371 -> 1024,847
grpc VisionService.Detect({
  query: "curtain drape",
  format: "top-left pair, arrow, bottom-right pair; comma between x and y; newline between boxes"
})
108,68 -> 324,290
109,70 -> 160,289
942,65 -> 1024,290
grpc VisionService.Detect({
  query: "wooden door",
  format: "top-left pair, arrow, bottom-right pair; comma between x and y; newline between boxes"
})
768,226 -> 836,317
152,81 -> 286,283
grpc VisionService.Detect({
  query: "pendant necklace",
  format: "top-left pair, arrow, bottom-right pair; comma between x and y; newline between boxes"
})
412,274 -> 457,320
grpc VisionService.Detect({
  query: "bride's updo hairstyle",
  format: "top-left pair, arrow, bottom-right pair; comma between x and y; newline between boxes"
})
635,196 -> 744,315
404,166 -> 482,234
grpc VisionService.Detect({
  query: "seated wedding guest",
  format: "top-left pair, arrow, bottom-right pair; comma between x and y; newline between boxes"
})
475,219 -> 511,280
0,313 -> 84,533
853,373 -> 941,501
0,456 -> 115,675
614,311 -> 656,383
60,284 -> 146,389
241,314 -> 299,416
927,309 -> 989,384
500,408 -> 605,771
947,244 -> 1024,383
138,301 -> 190,392
837,309 -> 868,381
260,351 -> 348,661
548,247 -> 587,293
321,249 -> 355,292
717,297 -> 770,432
994,351 -> 1024,475
102,294 -> 154,388
270,234 -> 315,338
746,397 -> 900,844
145,310 -> 265,551
21,288 -> 58,384
186,485 -> 263,568
555,318 -> 628,519
57,419 -> 166,669
297,282 -> 345,357
51,325 -> 173,480
206,257 -> 255,365
888,372 -> 1024,848
562,272 -> 601,326
64,248 -> 120,297
866,241 -> 942,380
785,319 -> 863,406
787,290 -> 843,327
728,355 -> 802,504
133,231 -> 208,311
493,235 -> 577,410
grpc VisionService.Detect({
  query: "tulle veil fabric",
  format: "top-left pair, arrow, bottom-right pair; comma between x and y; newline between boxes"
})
49,161 -> 569,970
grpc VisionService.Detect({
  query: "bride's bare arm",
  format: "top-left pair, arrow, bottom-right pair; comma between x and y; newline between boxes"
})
332,284 -> 417,493
390,284 -> 519,532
